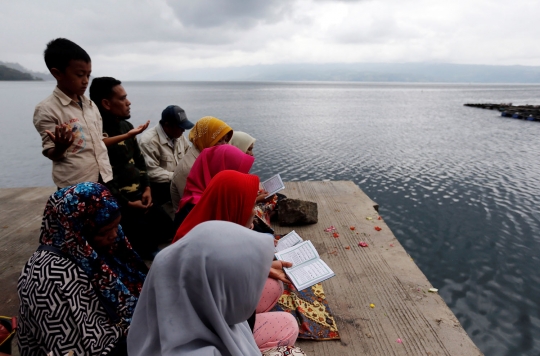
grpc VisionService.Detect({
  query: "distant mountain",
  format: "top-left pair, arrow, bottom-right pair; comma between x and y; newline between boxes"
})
0,61 -> 52,81
0,64 -> 43,81
151,62 -> 540,83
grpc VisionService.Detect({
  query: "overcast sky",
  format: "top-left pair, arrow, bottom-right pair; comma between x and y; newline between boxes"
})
1,0 -> 539,80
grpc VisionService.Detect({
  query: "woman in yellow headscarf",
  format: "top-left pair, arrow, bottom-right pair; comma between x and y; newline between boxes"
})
170,116 -> 233,211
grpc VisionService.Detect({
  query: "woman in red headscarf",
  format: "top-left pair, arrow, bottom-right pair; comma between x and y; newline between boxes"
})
173,144 -> 255,231
173,169 -> 258,242
172,170 -> 299,353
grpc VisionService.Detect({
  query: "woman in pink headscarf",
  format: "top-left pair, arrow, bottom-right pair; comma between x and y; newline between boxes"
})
173,144 -> 255,230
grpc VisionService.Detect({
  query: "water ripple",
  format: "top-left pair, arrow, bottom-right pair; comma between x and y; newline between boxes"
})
2,81 -> 540,355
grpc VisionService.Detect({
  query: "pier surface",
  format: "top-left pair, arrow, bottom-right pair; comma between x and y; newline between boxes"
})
0,182 -> 482,355
275,181 -> 481,355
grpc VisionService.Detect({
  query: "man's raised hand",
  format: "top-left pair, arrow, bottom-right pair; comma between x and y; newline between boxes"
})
128,120 -> 150,138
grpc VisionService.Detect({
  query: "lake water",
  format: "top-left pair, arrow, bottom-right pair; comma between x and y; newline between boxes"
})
1,81 -> 540,355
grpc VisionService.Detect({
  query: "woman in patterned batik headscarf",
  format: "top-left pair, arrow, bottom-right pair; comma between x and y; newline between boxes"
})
170,116 -> 233,211
17,182 -> 148,356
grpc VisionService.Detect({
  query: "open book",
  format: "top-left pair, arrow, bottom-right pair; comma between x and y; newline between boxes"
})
275,230 -> 303,252
261,174 -> 285,198
274,239 -> 335,291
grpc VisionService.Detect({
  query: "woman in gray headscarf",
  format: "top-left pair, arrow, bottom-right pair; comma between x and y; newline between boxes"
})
127,220 -> 302,356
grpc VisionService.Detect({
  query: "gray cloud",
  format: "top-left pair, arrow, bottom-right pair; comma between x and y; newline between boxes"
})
166,0 -> 291,29
1,0 -> 540,79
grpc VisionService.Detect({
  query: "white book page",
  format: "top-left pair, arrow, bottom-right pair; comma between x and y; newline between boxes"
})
275,241 -> 318,266
262,174 -> 285,197
286,259 -> 335,291
275,230 -> 303,252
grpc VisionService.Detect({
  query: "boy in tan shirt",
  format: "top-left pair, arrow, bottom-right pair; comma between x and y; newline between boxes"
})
33,38 -> 112,188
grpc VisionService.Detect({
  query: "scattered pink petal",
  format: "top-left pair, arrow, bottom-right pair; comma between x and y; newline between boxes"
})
324,226 -> 336,232
377,216 -> 382,220
358,241 -> 368,247
396,338 -> 402,344
389,243 -> 394,247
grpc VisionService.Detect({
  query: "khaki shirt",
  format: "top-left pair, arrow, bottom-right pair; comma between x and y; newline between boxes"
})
33,87 -> 113,188
170,145 -> 200,212
139,124 -> 190,184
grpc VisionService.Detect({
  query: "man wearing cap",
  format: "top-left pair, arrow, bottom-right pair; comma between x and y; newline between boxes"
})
139,105 -> 194,207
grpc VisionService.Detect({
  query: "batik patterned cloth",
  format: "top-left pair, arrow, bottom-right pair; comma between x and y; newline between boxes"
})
262,346 -> 307,356
255,194 -> 278,224
271,282 -> 340,340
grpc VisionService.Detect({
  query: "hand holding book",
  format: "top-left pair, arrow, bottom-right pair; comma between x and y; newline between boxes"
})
274,233 -> 335,291
261,174 -> 285,198
256,189 -> 270,203
269,260 -> 293,284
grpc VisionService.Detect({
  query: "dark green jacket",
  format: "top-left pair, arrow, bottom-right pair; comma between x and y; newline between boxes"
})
102,113 -> 149,207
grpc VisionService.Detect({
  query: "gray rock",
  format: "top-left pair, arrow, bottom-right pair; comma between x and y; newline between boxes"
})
278,198 -> 318,225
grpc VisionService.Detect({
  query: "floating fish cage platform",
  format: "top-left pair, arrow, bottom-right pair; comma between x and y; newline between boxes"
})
464,103 -> 540,121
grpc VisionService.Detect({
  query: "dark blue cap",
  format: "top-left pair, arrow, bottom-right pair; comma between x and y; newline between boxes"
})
161,105 -> 194,130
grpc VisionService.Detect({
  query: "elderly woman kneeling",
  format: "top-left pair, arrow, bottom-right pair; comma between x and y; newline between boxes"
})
17,182 -> 148,356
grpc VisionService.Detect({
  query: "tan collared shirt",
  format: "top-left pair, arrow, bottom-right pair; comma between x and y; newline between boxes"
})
170,145 -> 200,212
33,87 -> 113,188
139,123 -> 190,184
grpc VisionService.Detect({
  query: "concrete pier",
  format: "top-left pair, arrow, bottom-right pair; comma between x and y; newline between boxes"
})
275,181 -> 481,355
0,182 -> 482,355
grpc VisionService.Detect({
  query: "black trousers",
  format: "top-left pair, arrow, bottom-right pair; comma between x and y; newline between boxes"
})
121,204 -> 174,258
107,336 -> 127,356
173,203 -> 195,232
150,181 -> 172,207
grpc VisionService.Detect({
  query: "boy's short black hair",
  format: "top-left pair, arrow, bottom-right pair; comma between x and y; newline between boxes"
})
44,38 -> 91,72
89,77 -> 122,111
